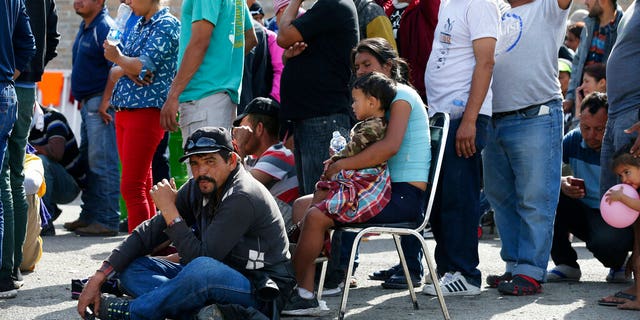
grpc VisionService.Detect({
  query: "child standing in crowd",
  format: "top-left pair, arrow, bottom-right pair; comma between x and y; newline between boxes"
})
283,72 -> 397,315
604,143 -> 640,310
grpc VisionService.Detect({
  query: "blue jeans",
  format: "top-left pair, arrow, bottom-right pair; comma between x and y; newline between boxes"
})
600,107 -> 639,197
430,115 -> 489,286
0,83 -> 18,270
483,100 -> 563,281
293,113 -> 351,195
551,194 -> 633,268
119,257 -> 256,320
39,155 -> 81,215
79,95 -> 120,230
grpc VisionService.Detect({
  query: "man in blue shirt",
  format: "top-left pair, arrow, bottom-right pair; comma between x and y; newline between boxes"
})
67,0 -> 120,237
548,93 -> 633,284
0,0 -> 36,299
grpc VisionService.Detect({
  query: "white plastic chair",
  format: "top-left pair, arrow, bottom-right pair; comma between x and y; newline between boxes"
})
334,112 -> 451,320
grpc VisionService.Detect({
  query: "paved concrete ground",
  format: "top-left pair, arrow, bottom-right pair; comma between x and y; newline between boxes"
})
1,202 -> 638,320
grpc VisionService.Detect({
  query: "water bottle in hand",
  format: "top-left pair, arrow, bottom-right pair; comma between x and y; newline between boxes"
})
329,131 -> 347,155
107,3 -> 133,46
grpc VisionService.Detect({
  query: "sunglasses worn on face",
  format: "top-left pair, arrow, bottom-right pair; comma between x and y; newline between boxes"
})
185,137 -> 232,152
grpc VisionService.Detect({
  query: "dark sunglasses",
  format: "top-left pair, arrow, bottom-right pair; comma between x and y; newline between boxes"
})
185,137 -> 232,152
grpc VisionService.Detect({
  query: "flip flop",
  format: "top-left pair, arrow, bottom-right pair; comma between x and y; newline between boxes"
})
597,291 -> 636,307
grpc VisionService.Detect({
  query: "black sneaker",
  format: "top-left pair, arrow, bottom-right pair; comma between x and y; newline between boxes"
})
98,294 -> 131,320
40,223 -> 56,236
0,276 -> 17,299
486,272 -> 513,288
281,291 -> 328,316
369,265 -> 401,281
119,219 -> 128,233
12,267 -> 24,289
497,274 -> 542,296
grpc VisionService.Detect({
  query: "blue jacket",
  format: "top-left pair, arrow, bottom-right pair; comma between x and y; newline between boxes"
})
566,7 -> 624,102
0,0 -> 36,83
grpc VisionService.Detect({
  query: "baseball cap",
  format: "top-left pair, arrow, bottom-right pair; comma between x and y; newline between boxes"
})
250,2 -> 264,16
558,58 -> 572,74
179,127 -> 235,162
233,97 -> 280,126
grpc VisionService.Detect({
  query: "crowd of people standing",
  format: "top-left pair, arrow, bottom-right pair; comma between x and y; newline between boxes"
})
1,0 -> 640,318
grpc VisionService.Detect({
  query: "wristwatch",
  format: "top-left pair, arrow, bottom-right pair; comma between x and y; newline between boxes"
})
167,215 -> 183,228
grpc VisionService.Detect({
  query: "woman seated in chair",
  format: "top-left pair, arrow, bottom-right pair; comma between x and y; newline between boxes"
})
283,38 -> 431,314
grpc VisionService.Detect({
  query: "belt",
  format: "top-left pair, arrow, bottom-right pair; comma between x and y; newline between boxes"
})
80,92 -> 102,104
492,104 -> 543,120
111,106 -> 135,112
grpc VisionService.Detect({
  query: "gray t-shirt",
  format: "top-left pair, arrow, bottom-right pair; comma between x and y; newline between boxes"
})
606,1 -> 640,117
492,0 -> 568,112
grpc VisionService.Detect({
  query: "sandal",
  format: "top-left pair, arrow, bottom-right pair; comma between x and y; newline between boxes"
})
597,291 -> 636,307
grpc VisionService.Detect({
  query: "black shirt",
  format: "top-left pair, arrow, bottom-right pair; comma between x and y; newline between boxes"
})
280,0 -> 358,120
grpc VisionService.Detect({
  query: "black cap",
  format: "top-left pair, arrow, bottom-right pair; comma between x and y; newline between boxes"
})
179,127 -> 234,162
250,2 -> 264,16
233,97 -> 280,126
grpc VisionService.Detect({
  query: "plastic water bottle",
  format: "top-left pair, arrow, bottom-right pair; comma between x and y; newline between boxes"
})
106,4 -> 133,46
329,131 -> 347,154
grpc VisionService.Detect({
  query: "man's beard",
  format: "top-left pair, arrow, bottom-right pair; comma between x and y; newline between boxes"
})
196,176 -> 217,196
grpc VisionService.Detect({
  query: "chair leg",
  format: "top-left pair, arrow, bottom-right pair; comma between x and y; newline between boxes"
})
316,257 -> 328,300
419,235 -> 450,320
338,231 -> 366,320
393,234 -> 419,309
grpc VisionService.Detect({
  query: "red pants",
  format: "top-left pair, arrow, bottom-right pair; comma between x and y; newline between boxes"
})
115,108 -> 164,232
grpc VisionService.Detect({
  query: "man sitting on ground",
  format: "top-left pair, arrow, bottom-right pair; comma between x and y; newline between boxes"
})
233,97 -> 299,228
77,127 -> 295,320
29,104 -> 86,235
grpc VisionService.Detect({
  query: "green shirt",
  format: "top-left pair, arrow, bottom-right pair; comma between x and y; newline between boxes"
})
178,0 -> 252,103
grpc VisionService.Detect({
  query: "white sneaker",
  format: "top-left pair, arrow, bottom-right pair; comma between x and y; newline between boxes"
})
422,271 -> 481,296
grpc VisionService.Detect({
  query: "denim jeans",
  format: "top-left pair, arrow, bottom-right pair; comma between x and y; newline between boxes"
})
0,83 -> 18,271
551,193 -> 633,269
483,99 -> 563,281
39,155 -> 81,215
119,257 -> 256,320
79,95 -> 120,230
430,115 -> 489,286
599,107 -> 639,197
0,86 -> 32,277
293,113 -> 351,195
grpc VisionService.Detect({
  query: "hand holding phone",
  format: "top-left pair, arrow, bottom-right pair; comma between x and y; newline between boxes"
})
570,177 -> 586,195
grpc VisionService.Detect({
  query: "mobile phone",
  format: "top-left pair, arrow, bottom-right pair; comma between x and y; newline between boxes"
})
570,178 -> 586,193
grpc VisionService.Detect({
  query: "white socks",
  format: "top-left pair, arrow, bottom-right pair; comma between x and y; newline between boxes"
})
297,287 -> 315,299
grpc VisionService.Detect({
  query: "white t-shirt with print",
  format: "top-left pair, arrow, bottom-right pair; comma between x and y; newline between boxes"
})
425,0 -> 500,119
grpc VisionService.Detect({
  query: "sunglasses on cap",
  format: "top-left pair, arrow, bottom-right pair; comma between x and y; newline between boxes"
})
185,137 -> 233,152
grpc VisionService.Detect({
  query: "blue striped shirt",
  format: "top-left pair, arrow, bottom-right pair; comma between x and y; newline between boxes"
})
110,8 -> 180,110
563,128 -> 601,208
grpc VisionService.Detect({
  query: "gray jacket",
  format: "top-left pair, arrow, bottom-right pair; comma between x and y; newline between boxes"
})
566,7 -> 624,102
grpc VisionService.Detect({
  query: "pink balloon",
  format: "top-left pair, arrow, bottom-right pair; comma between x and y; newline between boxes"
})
600,184 -> 640,228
